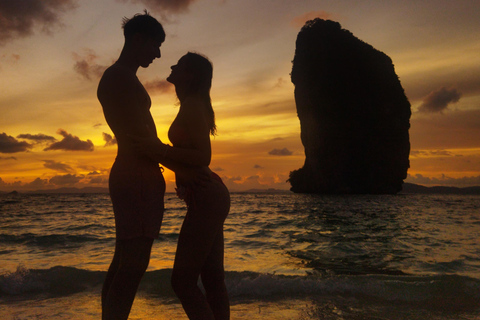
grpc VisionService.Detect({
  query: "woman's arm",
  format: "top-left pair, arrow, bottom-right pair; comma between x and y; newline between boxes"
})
138,98 -> 212,167
156,142 -> 211,167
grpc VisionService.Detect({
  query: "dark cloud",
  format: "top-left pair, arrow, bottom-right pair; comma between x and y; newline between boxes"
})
410,150 -> 454,158
0,132 -> 32,153
1,53 -> 21,64
49,173 -> 84,186
11,53 -> 20,62
143,78 -> 174,94
0,177 -> 22,189
78,164 -> 101,172
84,169 -> 109,186
43,160 -> 74,173
211,167 -> 224,172
0,156 -> 17,160
24,177 -> 49,189
253,164 -> 264,169
410,109 -> 480,149
409,150 -> 428,157
429,150 -> 455,156
120,0 -> 197,15
88,176 -> 107,184
268,148 -> 293,156
273,77 -> 286,89
222,176 -> 242,185
102,132 -> 117,147
418,87 -> 462,113
401,63 -> 480,102
44,129 -> 94,152
246,175 -> 261,182
0,0 -> 77,45
73,49 -> 107,80
17,133 -> 57,143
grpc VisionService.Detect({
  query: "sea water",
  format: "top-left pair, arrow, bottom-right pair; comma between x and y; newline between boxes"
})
1,192 -> 479,319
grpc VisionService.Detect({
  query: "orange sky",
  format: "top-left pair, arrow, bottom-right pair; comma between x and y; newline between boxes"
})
1,0 -> 480,192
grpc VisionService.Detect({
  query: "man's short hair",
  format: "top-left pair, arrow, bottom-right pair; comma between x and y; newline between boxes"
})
122,11 -> 165,42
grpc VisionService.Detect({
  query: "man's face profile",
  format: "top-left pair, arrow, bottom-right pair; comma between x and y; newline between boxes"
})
136,34 -> 163,68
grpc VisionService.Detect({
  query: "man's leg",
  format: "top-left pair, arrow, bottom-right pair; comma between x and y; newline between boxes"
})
103,237 -> 154,320
102,240 -> 122,319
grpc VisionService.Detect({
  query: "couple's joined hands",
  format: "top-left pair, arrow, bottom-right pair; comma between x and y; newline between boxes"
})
128,134 -> 167,160
129,134 -> 211,189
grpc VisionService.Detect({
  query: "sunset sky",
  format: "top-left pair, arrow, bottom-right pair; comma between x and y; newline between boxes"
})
1,0 -> 479,192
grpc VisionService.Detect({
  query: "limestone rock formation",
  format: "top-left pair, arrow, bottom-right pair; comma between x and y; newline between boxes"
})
289,19 -> 411,194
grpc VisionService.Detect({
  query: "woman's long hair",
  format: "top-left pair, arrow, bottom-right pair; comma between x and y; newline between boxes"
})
184,52 -> 216,136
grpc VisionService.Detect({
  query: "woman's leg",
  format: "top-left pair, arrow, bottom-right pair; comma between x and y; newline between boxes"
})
102,237 -> 154,320
171,181 -> 230,320
171,215 -> 219,320
201,230 -> 230,320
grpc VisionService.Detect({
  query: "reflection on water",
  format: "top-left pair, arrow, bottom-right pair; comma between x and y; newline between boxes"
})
1,192 -> 480,319
1,193 -> 479,280
223,193 -> 480,279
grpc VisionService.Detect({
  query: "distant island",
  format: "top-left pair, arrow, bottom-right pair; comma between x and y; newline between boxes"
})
0,187 -> 110,194
399,183 -> 480,195
1,184 -> 480,195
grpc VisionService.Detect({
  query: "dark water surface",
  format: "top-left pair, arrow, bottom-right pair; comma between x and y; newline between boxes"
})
1,193 -> 479,319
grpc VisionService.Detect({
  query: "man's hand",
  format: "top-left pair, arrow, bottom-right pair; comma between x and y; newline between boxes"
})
176,167 -> 211,189
128,134 -> 166,161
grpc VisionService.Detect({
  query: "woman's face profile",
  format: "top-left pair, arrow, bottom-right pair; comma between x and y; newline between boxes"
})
167,56 -> 191,84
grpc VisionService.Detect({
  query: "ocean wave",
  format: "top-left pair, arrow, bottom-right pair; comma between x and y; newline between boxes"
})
1,266 -> 479,312
0,266 -> 104,297
0,233 -> 111,247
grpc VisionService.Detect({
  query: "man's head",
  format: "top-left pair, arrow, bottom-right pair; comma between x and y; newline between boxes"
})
122,11 -> 165,44
122,11 -> 165,68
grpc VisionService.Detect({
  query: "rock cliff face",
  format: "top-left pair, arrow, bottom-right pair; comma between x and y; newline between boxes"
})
289,19 -> 411,194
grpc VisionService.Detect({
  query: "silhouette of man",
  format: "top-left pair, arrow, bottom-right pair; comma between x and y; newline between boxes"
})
97,12 -> 165,320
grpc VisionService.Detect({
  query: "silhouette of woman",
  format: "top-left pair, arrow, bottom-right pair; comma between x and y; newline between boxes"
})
135,52 -> 230,320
